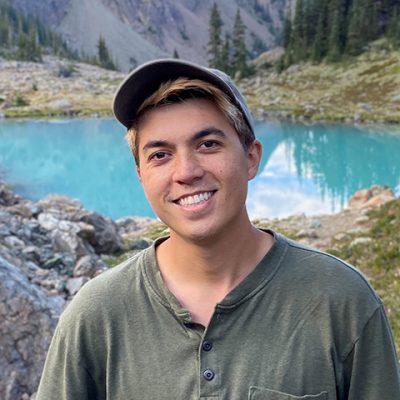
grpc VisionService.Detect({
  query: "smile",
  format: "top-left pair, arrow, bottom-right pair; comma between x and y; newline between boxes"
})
177,191 -> 215,206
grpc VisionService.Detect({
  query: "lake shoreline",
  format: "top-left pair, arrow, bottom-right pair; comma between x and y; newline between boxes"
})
3,111 -> 400,130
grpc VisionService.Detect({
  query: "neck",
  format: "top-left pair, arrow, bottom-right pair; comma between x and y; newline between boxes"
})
157,221 -> 273,288
155,220 -> 273,327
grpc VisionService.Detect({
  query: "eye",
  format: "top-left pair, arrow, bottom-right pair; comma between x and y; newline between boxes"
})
149,151 -> 168,161
200,140 -> 219,149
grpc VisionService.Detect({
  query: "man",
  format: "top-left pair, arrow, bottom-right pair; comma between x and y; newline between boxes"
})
37,59 -> 400,399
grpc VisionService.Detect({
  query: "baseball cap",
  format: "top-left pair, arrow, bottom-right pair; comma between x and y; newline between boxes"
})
112,58 -> 254,134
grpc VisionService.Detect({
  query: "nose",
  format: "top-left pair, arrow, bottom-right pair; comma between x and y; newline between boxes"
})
172,151 -> 204,184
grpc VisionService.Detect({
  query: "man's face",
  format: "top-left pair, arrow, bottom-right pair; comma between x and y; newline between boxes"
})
136,98 -> 261,243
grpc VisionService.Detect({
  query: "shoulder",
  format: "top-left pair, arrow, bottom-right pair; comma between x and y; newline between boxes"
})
274,233 -> 387,358
59,245 -> 156,328
276,233 -> 382,310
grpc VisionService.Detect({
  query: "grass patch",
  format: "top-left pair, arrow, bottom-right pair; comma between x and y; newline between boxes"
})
102,251 -> 137,268
12,95 -> 30,107
141,222 -> 169,240
4,107 -> 112,119
102,222 -> 168,268
328,199 -> 400,353
253,219 -> 299,241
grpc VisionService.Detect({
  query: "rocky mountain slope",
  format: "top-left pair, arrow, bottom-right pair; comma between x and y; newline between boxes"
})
7,0 -> 288,71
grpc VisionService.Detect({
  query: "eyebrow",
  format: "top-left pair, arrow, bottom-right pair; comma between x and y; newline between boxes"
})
141,126 -> 227,153
193,127 -> 226,141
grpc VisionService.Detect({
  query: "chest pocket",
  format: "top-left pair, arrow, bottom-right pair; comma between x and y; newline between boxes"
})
249,387 -> 328,400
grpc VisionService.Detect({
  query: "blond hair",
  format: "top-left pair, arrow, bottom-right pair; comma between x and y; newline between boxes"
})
126,78 -> 254,164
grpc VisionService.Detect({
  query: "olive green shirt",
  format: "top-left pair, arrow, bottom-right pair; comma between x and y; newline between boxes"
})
37,231 -> 400,399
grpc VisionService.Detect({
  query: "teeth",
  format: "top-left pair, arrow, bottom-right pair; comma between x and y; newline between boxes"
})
178,192 -> 213,206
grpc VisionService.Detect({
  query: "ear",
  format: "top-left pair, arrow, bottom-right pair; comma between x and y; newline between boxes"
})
136,165 -> 142,183
247,140 -> 262,180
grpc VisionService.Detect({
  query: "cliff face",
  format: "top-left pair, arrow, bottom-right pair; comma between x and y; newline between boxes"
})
8,0 -> 289,71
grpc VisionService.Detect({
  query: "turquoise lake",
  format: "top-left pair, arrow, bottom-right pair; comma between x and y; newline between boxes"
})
0,118 -> 399,220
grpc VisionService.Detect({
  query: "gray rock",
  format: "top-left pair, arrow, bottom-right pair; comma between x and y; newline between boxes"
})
357,102 -> 371,110
51,228 -> 89,260
355,216 -> 370,224
47,99 -> 71,109
37,212 -> 59,231
78,211 -> 123,254
0,182 -> 20,206
22,246 -> 42,264
350,237 -> 373,247
42,254 -> 65,270
0,256 -> 63,400
4,235 -> 25,249
297,229 -> 319,239
66,276 -> 89,296
73,254 -> 106,278
37,194 -> 82,218
125,237 -> 153,251
7,203 -> 33,218
116,216 -> 155,235
76,221 -> 96,239
334,233 -> 350,242
392,94 -> 400,102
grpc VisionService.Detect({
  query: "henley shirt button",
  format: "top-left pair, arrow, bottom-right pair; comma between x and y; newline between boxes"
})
203,368 -> 215,381
202,340 -> 213,352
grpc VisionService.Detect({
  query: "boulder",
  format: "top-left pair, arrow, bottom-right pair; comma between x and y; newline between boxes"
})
116,216 -> 155,235
73,254 -> 107,278
0,256 -> 63,400
0,182 -> 20,206
36,195 -> 82,219
47,99 -> 71,110
124,237 -> 153,251
348,185 -> 395,209
66,276 -> 89,296
77,211 -> 123,254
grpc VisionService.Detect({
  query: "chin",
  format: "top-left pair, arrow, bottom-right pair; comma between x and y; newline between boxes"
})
170,221 -> 229,245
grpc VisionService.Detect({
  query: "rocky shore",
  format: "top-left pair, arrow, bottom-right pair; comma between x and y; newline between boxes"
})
0,180 -> 398,399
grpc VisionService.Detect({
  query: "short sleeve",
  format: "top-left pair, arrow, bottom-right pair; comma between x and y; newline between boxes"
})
342,305 -> 400,399
35,323 -> 101,400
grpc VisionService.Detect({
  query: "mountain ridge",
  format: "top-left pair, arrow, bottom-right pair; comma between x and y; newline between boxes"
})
6,0 -> 289,71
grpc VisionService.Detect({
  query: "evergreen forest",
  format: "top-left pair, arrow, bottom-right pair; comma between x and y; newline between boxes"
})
208,3 -> 253,78
0,1 -> 117,70
0,2 -> 76,62
281,0 -> 400,68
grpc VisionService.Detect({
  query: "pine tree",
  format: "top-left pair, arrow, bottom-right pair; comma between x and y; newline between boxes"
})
282,9 -> 292,50
347,0 -> 365,55
327,0 -> 343,62
363,0 -> 379,42
291,0 -> 307,62
0,2 -> 77,61
311,1 -> 329,62
387,6 -> 400,48
220,32 -> 232,74
17,24 -> 42,62
303,0 -> 317,50
0,17 -> 9,46
97,36 -> 116,70
207,2 -> 223,69
280,0 -> 400,67
232,9 -> 248,77
173,48 -> 179,59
